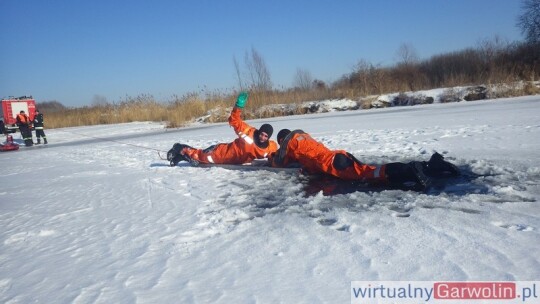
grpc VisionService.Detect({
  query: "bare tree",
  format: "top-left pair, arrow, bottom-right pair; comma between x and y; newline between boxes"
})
233,47 -> 273,92
517,0 -> 540,43
477,35 -> 508,59
293,68 -> 313,90
396,43 -> 419,66
233,56 -> 245,90
395,43 -> 420,91
368,66 -> 388,95
352,59 -> 371,95
244,47 -> 272,91
477,35 -> 510,82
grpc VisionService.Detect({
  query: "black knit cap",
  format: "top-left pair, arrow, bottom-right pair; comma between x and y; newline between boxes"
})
277,129 -> 291,143
259,124 -> 273,137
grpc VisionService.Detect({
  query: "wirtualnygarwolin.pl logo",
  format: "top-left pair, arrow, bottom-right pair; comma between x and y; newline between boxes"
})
351,281 -> 538,304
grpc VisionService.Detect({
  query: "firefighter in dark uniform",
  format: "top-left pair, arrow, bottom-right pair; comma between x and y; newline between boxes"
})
33,109 -> 47,144
16,110 -> 33,146
0,119 -> 5,135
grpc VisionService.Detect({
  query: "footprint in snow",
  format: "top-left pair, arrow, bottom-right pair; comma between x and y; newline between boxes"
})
493,222 -> 534,231
317,218 -> 337,226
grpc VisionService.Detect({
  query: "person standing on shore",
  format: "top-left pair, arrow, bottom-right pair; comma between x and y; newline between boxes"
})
16,110 -> 33,146
33,109 -> 48,144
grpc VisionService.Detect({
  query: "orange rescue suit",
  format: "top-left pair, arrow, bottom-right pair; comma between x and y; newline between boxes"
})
270,130 -> 387,182
184,108 -> 278,164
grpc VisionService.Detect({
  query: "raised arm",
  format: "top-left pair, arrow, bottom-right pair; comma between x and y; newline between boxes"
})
228,92 -> 253,134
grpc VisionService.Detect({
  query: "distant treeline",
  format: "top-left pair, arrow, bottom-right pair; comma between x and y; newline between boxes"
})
334,40 -> 540,96
38,40 -> 540,129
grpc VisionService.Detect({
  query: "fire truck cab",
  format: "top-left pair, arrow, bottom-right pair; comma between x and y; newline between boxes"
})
1,96 -> 36,133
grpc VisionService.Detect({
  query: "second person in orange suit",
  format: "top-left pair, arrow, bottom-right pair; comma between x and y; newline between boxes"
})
270,129 -> 459,191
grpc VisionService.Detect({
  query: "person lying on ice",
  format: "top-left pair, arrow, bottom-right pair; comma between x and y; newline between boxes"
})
270,129 -> 460,191
167,92 -> 278,166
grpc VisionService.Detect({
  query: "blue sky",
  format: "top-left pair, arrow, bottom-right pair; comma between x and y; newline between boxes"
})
0,0 -> 524,107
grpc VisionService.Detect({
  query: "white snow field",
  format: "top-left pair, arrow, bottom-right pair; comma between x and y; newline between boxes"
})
1,95 -> 539,303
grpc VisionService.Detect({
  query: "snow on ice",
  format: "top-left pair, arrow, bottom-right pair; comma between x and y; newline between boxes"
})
1,95 -> 539,303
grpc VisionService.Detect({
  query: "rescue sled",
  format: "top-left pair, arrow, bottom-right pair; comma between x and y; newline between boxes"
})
0,135 -> 20,152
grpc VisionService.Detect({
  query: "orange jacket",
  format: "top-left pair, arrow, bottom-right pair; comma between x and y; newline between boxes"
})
271,130 -> 386,182
16,113 -> 30,125
184,107 -> 278,164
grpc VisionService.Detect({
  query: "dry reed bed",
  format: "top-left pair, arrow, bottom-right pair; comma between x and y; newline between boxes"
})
42,82 -> 539,130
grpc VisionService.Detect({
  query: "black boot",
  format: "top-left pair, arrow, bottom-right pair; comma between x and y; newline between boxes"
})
385,162 -> 431,191
36,138 -> 41,145
410,161 -> 432,189
423,152 -> 459,177
44,138 -> 48,144
169,154 -> 185,167
167,143 -> 189,166
167,143 -> 182,160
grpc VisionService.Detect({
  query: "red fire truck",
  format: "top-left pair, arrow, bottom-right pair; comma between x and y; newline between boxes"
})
1,96 -> 36,133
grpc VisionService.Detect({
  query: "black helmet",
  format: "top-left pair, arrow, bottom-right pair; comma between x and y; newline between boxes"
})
258,124 -> 273,137
277,129 -> 291,143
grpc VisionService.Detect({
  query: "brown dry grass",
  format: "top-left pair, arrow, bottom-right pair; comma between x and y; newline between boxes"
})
43,89 -> 340,129
40,41 -> 540,129
43,81 -> 540,130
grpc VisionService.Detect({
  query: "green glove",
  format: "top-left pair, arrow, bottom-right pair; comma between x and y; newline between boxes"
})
235,91 -> 248,108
